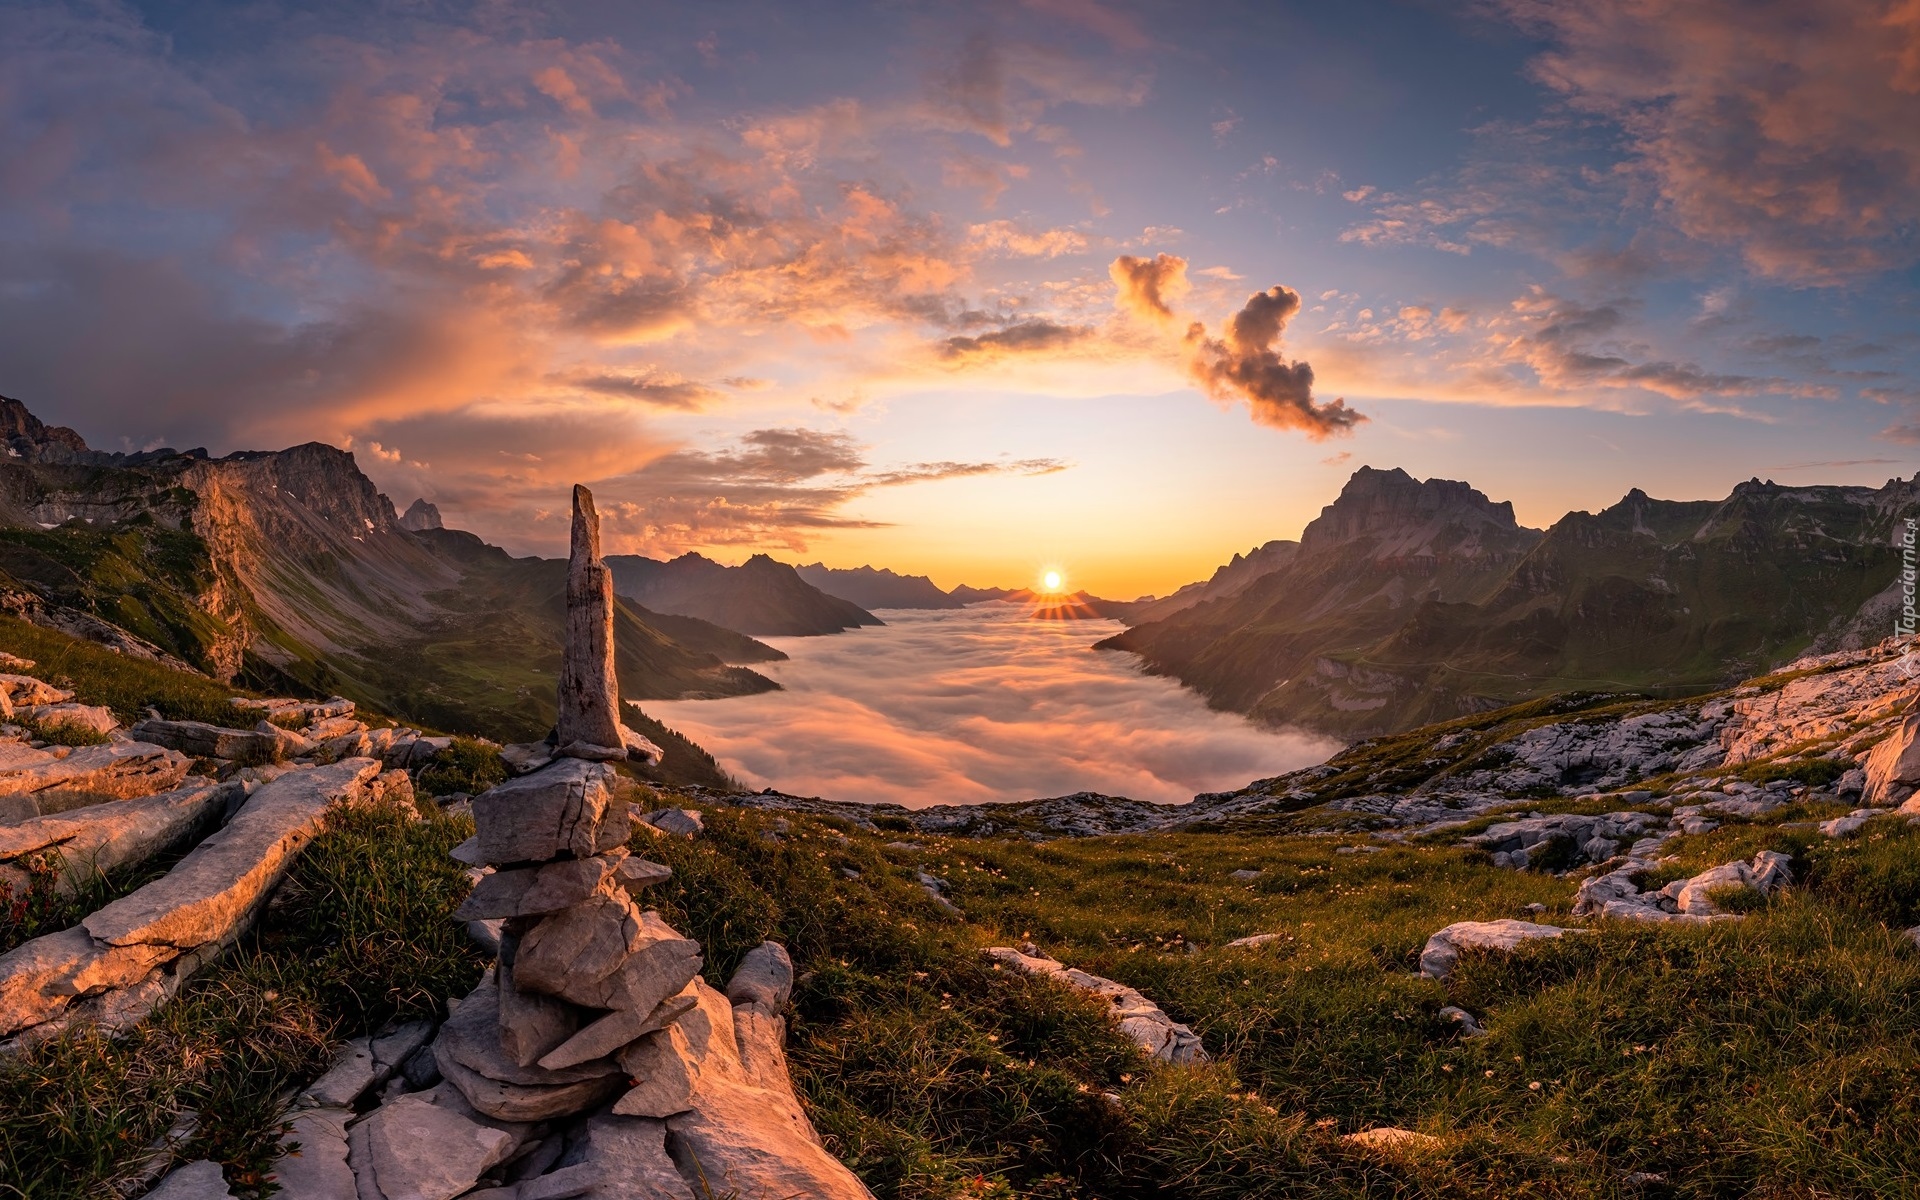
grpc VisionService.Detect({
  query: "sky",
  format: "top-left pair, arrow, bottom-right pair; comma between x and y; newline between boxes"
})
646,604 -> 1339,806
4,0 -> 1919,597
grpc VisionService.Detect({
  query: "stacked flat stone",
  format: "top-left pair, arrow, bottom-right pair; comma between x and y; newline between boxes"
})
438,758 -> 704,1121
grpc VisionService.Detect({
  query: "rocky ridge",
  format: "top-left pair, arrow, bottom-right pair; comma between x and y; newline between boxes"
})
1100,466 -> 1919,739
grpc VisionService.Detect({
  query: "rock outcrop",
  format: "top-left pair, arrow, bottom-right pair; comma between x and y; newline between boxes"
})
554,486 -> 662,767
0,759 -> 390,1046
985,946 -> 1207,1064
1418,920 -> 1568,980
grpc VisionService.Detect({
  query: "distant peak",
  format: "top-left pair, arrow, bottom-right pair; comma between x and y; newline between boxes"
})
401,498 -> 443,531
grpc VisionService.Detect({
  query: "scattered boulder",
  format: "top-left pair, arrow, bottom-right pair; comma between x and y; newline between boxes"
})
1820,809 -> 1883,838
22,702 -> 117,736
642,808 -> 703,839
1418,920 -> 1567,979
128,717 -> 282,762
1343,1127 -> 1446,1157
1865,712 -> 1920,806
985,946 -> 1207,1063
0,779 -> 238,896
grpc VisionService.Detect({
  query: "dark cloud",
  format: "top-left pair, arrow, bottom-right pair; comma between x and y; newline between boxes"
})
1496,0 -> 1920,282
569,374 -> 720,410
939,319 -> 1091,362
1185,285 -> 1365,438
602,429 -> 1073,554
1109,252 -> 1187,321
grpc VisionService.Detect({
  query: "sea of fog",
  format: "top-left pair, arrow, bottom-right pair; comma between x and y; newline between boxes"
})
644,602 -> 1341,809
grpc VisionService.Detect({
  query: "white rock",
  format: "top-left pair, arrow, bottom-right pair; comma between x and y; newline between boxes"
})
642,809 -> 703,839
350,1093 -> 514,1200
1418,920 -> 1566,979
271,1107 -> 356,1200
984,947 -> 1206,1063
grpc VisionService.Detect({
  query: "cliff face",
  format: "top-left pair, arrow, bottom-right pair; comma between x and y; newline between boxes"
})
1102,467 -> 1917,741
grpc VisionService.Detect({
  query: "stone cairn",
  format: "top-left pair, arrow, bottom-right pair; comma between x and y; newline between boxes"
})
320,485 -> 874,1200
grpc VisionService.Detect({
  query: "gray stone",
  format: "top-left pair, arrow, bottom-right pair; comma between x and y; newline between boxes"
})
1225,932 -> 1286,949
658,985 -> 876,1200
146,1159 -> 234,1200
470,760 -> 622,866
271,1107 -> 355,1200
85,759 -> 383,952
0,761 -> 379,1040
23,702 -> 117,736
1229,868 -> 1261,881
612,857 -> 670,895
984,946 -> 1205,1063
0,740 -> 193,822
642,809 -> 703,839
455,853 -> 627,922
351,1093 -> 515,1200
1866,713 -> 1920,805
575,1116 -> 694,1200
723,942 -> 792,1011
372,1020 -> 437,1077
555,486 -> 626,760
513,890 -> 647,1004
433,1048 -> 622,1124
498,952 -> 581,1069
554,911 -> 702,1014
436,978 -> 622,1088
300,1037 -> 378,1108
1418,920 -> 1567,979
537,988 -> 697,1072
0,779 -> 235,896
127,718 -> 280,762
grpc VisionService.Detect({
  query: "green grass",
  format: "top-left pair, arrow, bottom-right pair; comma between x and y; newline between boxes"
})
0,616 -> 248,725
414,736 -> 507,797
639,797 -> 1920,1198
0,796 -> 484,1199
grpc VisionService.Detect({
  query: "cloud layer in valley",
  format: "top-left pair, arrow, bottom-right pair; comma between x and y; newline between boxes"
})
642,605 -> 1339,807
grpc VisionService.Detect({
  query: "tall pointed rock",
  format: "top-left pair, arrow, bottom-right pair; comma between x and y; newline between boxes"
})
555,485 -> 627,760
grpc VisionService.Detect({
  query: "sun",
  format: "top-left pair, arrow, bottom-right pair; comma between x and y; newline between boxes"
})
1041,569 -> 1064,593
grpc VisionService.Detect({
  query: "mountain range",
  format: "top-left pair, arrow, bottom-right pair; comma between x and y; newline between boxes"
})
607,552 -> 883,636
0,397 -> 781,773
1099,465 -> 1915,738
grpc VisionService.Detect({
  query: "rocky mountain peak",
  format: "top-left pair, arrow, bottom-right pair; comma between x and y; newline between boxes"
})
1299,466 -> 1537,560
0,395 -> 92,462
400,498 -> 443,531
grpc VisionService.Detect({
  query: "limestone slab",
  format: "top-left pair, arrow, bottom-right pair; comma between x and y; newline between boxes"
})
576,1116 -> 694,1200
85,759 -> 382,951
538,987 -> 696,1072
0,779 -> 234,896
455,852 -> 626,922
1418,919 -> 1567,979
272,1106 -> 356,1200
512,890 -> 646,1003
147,1159 -> 235,1200
0,740 -> 192,821
470,760 -> 620,866
353,1093 -> 514,1200
556,912 -> 701,1014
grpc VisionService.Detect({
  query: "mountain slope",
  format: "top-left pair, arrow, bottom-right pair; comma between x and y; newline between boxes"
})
1103,466 -> 1916,740
606,552 -> 883,636
0,396 -> 780,743
1124,539 -> 1299,626
795,562 -> 966,609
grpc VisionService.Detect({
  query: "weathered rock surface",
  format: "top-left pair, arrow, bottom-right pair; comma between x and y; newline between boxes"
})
1467,811 -> 1660,870
555,486 -> 626,761
271,1107 -> 356,1200
0,759 -> 380,1042
147,1159 -> 235,1200
641,808 -> 703,839
23,702 -> 117,735
470,760 -> 622,866
512,890 -> 646,1004
985,946 -> 1207,1063
0,779 -> 236,895
453,851 -> 636,922
1418,920 -> 1567,979
349,1093 -> 514,1200
0,740 -> 193,823
128,717 -> 284,762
